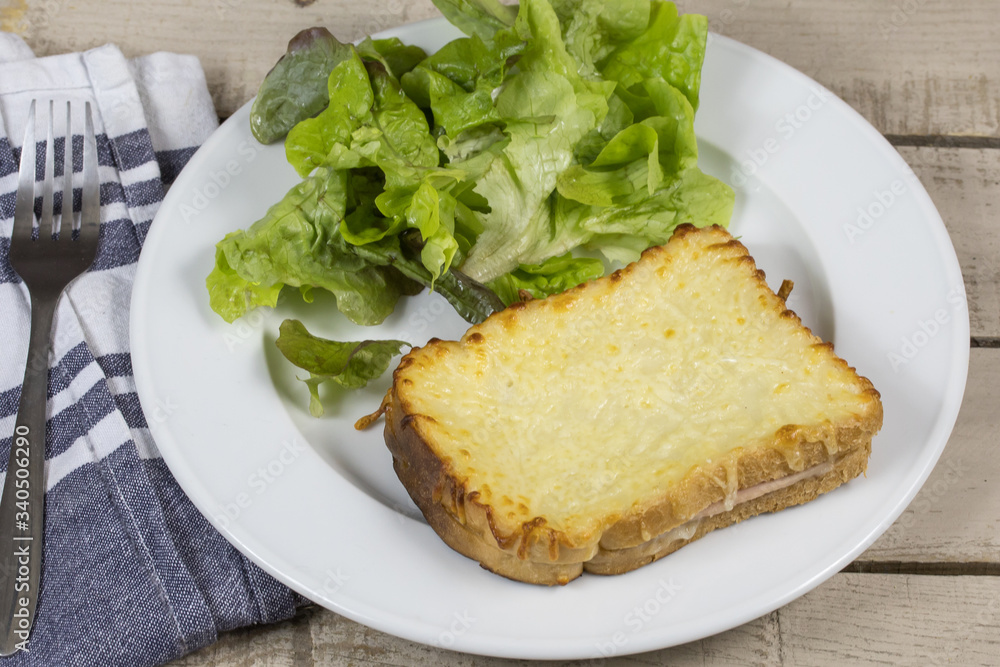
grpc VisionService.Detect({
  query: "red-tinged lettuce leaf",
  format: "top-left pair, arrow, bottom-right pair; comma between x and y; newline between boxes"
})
250,27 -> 353,144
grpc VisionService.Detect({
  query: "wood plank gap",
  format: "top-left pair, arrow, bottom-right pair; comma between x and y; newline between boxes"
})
886,135 -> 1000,149
844,561 -> 1000,576
292,606 -> 317,667
971,337 -> 1000,348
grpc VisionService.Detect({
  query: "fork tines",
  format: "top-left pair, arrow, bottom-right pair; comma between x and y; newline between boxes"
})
13,100 -> 100,244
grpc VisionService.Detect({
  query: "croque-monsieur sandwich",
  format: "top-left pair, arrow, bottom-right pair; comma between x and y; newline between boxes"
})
383,224 -> 883,585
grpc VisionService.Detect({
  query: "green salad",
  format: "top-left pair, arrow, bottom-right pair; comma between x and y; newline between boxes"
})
207,0 -> 734,415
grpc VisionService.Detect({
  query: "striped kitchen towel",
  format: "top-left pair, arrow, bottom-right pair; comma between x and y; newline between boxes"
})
0,33 -> 300,666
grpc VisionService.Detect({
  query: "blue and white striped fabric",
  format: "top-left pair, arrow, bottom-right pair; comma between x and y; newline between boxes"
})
0,34 -> 300,666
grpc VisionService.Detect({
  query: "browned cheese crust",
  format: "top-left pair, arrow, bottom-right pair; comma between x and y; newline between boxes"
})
383,224 -> 883,585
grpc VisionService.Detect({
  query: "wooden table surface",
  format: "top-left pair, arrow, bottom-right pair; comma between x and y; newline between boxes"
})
7,0 -> 998,664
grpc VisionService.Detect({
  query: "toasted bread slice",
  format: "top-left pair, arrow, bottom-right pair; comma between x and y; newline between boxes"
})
385,224 -> 883,585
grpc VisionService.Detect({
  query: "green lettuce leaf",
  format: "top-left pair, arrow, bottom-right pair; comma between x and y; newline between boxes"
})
275,319 -> 409,416
556,122 -> 664,206
454,0 -> 728,279
601,1 -> 708,111
249,31 -> 427,147
285,48 -> 439,181
284,47 -> 465,280
549,0 -> 649,75
400,30 -> 521,139
457,0 -> 615,282
285,48 -> 374,177
356,37 -> 427,79
206,167 -> 411,325
350,61 -> 441,188
206,242 -> 284,323
431,0 -> 518,40
218,0 -> 731,366
406,181 -> 460,283
488,252 -> 605,305
557,166 -> 735,264
347,233 -> 504,323
556,81 -> 699,206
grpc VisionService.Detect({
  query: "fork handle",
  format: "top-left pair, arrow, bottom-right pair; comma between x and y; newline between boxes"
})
0,295 -> 56,655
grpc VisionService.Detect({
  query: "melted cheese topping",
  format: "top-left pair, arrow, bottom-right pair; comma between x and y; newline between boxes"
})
400,232 -> 875,536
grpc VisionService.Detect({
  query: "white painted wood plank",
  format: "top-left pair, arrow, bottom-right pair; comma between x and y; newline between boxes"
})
862,348 -> 999,564
168,609 -> 303,666
172,604 -> 779,666
4,0 -> 443,118
687,0 -> 1000,138
6,0 -> 1000,137
898,146 -> 1000,340
173,574 -> 1000,666
779,574 -> 1000,666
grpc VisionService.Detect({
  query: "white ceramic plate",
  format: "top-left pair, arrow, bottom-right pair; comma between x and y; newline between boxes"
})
132,19 -> 968,660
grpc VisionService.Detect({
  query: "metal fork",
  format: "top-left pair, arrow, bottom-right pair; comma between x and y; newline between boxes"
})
0,100 -> 100,655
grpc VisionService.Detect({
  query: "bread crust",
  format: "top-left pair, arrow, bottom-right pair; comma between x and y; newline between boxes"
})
383,224 -> 883,585
584,442 -> 871,575
385,391 -> 585,585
